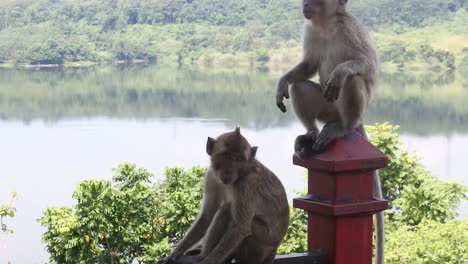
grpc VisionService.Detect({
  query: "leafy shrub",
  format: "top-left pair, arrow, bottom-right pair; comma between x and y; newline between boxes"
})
277,206 -> 307,254
38,164 -> 204,264
367,123 -> 467,226
386,220 -> 468,264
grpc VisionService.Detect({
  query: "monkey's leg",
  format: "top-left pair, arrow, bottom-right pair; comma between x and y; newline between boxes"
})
200,203 -> 231,260
261,252 -> 276,264
161,182 -> 222,264
234,236 -> 277,264
290,80 -> 325,157
356,125 -> 385,264
175,206 -> 231,264
314,75 -> 367,151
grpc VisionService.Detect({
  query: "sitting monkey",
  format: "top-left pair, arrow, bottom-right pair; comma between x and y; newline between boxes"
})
159,128 -> 289,264
276,0 -> 384,263
276,0 -> 379,156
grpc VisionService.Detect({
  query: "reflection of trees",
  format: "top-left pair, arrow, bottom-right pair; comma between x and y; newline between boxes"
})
0,66 -> 467,134
368,98 -> 468,135
380,70 -> 456,89
0,66 -> 295,129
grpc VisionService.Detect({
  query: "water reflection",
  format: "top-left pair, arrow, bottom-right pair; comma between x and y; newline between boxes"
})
0,66 -> 467,134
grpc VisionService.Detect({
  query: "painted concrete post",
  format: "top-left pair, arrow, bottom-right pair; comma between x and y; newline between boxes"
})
293,131 -> 388,264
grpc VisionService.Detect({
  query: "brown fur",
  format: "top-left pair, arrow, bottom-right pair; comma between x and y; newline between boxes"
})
160,128 -> 289,264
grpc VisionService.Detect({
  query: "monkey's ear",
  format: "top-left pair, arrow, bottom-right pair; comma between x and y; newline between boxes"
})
339,0 -> 348,5
235,126 -> 241,135
206,137 -> 215,156
250,146 -> 258,160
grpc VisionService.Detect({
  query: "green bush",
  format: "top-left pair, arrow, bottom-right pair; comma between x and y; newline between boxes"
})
386,220 -> 468,264
38,164 -> 204,264
277,206 -> 307,254
367,123 -> 467,226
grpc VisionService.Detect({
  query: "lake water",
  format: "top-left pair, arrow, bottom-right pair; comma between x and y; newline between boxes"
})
0,65 -> 467,263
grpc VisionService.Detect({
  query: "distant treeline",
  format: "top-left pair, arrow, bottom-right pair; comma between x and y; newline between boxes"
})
0,0 -> 467,67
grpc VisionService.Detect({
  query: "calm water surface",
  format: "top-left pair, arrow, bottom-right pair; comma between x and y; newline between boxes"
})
0,66 -> 467,263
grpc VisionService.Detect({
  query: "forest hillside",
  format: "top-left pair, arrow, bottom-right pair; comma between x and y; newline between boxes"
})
0,0 -> 467,71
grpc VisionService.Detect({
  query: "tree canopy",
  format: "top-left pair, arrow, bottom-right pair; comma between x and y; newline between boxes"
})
0,0 -> 466,66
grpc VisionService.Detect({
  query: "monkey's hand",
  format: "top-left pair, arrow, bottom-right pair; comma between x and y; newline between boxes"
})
173,255 -> 203,264
276,77 -> 290,113
324,69 -> 346,102
157,252 -> 181,264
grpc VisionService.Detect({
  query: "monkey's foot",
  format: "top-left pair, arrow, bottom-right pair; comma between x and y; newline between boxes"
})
185,248 -> 202,256
156,256 -> 176,264
156,252 -> 201,264
313,123 -> 346,152
157,252 -> 180,264
295,132 -> 318,158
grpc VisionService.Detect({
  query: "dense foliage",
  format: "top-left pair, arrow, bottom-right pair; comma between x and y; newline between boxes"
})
367,123 -> 467,226
386,220 -> 467,264
370,124 -> 467,263
38,164 -> 204,264
39,124 -> 467,263
0,0 -> 466,69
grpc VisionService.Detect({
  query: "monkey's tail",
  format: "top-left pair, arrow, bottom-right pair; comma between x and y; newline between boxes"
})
374,170 -> 384,264
375,211 -> 384,264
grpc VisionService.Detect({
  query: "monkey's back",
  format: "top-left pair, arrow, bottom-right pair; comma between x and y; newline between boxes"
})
249,160 -> 290,244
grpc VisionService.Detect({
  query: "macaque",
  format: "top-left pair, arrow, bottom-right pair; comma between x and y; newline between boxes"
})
275,0 -> 384,263
159,128 -> 289,264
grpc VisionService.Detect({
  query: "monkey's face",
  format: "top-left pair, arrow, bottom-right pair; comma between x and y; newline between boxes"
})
206,128 -> 258,185
303,0 -> 346,19
211,151 -> 247,184
303,0 -> 323,19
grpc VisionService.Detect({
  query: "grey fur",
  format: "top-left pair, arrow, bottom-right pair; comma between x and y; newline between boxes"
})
276,1 -> 384,263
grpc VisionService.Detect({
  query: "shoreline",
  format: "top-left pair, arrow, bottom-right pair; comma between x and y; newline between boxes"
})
0,60 -> 456,75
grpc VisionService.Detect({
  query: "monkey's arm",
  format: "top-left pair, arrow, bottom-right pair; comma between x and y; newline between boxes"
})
199,215 -> 253,264
337,56 -> 375,77
323,57 -> 374,101
199,185 -> 255,264
282,61 -> 317,83
172,208 -> 214,255
169,178 -> 220,259
202,225 -> 250,264
276,61 -> 317,112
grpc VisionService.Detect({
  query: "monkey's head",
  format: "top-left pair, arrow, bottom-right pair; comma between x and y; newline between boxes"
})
206,127 -> 258,185
302,0 -> 348,19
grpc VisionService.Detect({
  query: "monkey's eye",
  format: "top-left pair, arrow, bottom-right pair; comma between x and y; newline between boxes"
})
231,155 -> 244,161
218,152 -> 245,162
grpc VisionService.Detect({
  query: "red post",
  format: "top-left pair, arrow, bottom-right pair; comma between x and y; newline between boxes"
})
293,131 -> 388,264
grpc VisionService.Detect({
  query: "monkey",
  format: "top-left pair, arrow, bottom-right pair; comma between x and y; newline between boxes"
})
275,0 -> 384,263
159,127 -> 289,264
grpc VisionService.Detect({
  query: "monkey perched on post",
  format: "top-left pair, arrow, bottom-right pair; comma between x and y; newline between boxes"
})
275,0 -> 384,263
159,128 -> 289,264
